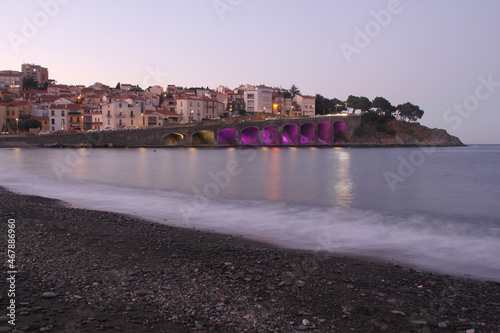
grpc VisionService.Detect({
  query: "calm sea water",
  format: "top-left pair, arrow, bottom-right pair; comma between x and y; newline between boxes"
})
1,145 -> 499,280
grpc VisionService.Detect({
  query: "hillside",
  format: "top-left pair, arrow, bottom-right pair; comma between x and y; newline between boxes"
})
351,114 -> 464,146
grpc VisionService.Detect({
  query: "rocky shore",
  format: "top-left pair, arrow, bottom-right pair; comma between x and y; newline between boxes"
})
0,188 -> 498,332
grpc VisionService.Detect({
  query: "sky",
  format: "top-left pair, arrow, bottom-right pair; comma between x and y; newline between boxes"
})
2,0 -> 500,144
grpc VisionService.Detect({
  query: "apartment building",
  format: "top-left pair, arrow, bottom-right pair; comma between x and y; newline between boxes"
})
21,63 -> 49,84
176,96 -> 223,122
0,71 -> 22,92
238,85 -> 273,113
101,100 -> 141,129
293,94 -> 316,117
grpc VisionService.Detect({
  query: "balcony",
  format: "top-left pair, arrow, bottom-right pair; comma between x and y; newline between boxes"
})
116,113 -> 126,118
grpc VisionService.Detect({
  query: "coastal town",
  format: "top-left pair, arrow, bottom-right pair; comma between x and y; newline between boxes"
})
0,63 -> 320,134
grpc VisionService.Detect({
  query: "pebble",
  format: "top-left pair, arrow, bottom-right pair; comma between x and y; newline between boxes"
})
41,292 -> 57,298
438,322 -> 448,328
410,320 -> 428,325
302,319 -> 310,326
134,290 -> 148,296
390,310 -> 407,316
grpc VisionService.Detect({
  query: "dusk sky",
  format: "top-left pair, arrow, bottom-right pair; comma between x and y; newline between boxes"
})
2,0 -> 500,144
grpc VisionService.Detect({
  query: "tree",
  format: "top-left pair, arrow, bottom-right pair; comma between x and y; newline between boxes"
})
331,98 -> 347,113
129,85 -> 144,92
372,96 -> 396,116
290,84 -> 301,97
396,102 -> 424,122
22,76 -> 38,90
19,119 -> 41,131
358,96 -> 372,111
315,94 -> 331,115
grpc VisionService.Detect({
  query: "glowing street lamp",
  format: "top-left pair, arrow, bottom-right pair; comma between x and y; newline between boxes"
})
335,104 -> 342,113
15,118 -> 19,133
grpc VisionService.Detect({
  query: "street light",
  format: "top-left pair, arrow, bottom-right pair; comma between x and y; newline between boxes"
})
335,104 -> 342,113
15,118 -> 19,133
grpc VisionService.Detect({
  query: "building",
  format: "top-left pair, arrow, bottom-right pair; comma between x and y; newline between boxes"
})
225,90 -> 245,115
48,104 -> 83,131
0,71 -> 22,92
0,101 -> 32,132
272,93 -> 293,116
176,96 -> 223,122
237,85 -> 273,113
21,63 -> 49,85
293,94 -> 316,117
101,100 -> 141,129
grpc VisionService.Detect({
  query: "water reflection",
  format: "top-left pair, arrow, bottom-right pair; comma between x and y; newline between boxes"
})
266,148 -> 282,201
331,150 -> 353,208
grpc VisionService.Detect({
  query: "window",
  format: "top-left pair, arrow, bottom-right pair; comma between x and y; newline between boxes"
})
131,119 -> 134,125
108,119 -> 110,125
61,110 -> 65,116
247,94 -> 254,99
119,103 -> 122,108
61,119 -> 65,125
51,110 -> 54,116
51,119 -> 55,125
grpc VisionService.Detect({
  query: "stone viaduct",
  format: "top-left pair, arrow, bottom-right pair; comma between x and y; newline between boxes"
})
0,115 -> 362,148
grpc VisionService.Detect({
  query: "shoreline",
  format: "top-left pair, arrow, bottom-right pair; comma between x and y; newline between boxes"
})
0,187 -> 498,332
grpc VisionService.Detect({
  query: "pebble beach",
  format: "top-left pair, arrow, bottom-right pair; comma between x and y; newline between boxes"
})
0,187 -> 498,332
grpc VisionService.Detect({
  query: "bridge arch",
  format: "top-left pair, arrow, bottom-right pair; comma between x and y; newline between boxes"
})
192,130 -> 215,145
242,127 -> 260,145
218,128 -> 239,145
262,125 -> 280,145
333,121 -> 347,143
162,132 -> 187,146
318,122 -> 331,144
282,124 -> 299,145
300,122 -> 316,144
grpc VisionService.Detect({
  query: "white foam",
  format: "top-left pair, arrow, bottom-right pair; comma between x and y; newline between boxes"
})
1,173 -> 499,281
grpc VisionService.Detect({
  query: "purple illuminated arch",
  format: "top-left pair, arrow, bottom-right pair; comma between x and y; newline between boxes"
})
318,122 -> 331,144
242,127 -> 260,145
300,123 -> 315,144
262,125 -> 280,145
217,128 -> 239,145
282,124 -> 299,145
333,121 -> 347,143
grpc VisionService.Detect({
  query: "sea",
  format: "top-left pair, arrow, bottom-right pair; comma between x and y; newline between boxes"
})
1,145 -> 499,281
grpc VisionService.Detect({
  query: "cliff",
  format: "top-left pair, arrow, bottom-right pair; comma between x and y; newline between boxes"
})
351,115 -> 464,146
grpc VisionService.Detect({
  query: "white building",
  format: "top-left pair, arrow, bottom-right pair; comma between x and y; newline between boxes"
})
238,85 -> 273,113
293,94 -> 316,117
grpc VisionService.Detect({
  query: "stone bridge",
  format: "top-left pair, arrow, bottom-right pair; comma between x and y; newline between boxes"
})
0,115 -> 362,147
